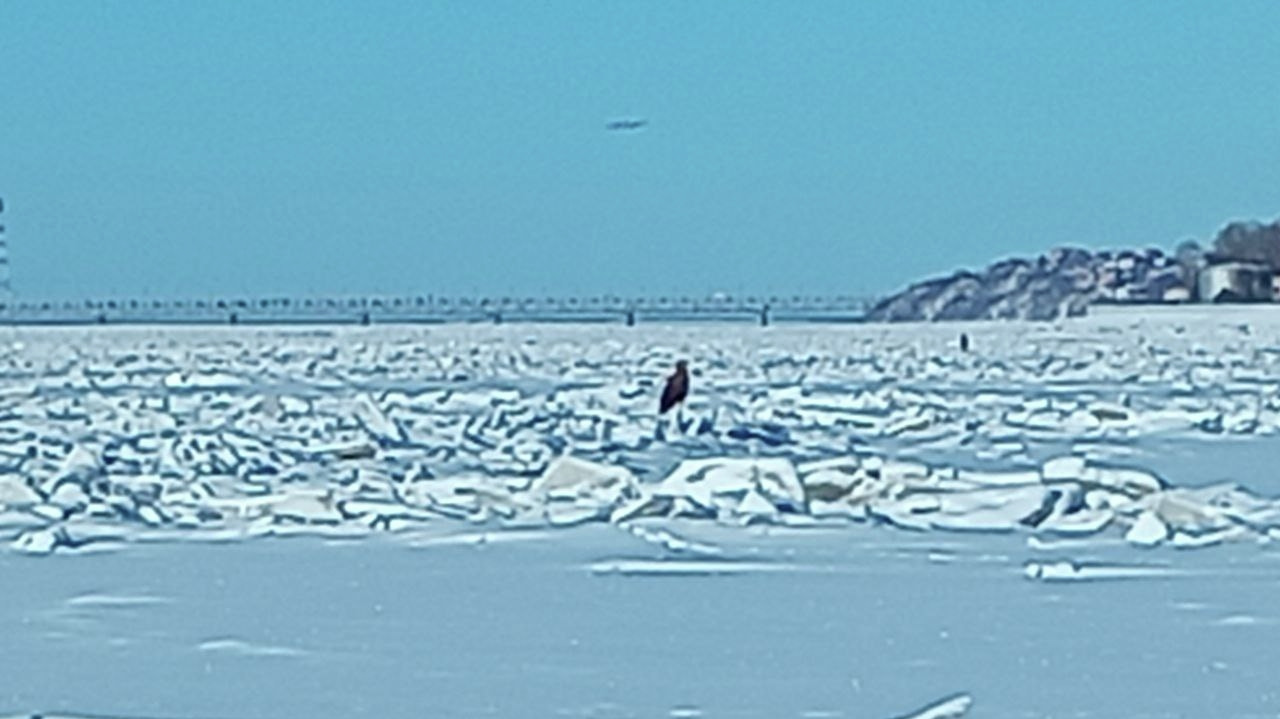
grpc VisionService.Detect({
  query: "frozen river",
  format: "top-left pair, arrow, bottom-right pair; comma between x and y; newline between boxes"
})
2,309 -> 1280,717
3,526 -> 1278,719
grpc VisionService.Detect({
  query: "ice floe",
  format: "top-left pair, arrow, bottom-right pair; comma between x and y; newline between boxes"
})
196,637 -> 308,658
1,322 -> 1279,556
5,446 -> 1279,555
1022,560 -> 1185,582
893,693 -> 973,719
64,593 -> 171,608
588,558 -> 801,576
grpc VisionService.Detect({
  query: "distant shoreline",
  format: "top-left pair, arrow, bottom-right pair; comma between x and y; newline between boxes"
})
2,300 -> 1273,329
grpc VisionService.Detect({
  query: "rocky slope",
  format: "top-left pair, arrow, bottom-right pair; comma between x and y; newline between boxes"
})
867,247 -> 1189,321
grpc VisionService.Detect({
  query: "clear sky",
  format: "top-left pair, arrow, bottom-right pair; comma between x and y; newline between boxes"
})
3,1 -> 1280,301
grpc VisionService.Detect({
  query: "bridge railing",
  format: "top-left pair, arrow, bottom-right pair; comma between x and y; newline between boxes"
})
0,293 -> 880,326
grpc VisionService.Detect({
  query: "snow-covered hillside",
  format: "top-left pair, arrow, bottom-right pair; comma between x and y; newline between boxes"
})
867,246 -> 1190,321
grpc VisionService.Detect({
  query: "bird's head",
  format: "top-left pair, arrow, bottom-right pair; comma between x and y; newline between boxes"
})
675,360 -> 688,371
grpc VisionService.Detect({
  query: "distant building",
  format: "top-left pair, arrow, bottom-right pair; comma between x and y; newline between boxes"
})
1197,261 -> 1274,303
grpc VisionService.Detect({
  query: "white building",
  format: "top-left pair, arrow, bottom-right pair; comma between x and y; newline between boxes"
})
1197,262 -> 1274,303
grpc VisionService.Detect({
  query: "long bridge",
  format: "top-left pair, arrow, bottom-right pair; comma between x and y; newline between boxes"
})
0,293 -> 882,326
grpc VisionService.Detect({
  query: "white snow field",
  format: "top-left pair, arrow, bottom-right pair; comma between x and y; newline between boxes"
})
2,309 -> 1280,718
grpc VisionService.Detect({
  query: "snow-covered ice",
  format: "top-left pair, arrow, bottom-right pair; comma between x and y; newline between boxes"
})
5,319 -> 1280,555
3,312 -> 1280,717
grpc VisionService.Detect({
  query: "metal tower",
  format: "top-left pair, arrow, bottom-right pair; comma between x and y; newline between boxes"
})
0,197 -> 9,307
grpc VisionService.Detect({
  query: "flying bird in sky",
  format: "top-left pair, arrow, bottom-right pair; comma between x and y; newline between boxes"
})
606,118 -> 648,132
659,360 -> 689,415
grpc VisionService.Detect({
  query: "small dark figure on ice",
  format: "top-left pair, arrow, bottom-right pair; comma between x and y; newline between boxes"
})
656,360 -> 692,440
659,360 -> 689,415
959,333 -> 970,352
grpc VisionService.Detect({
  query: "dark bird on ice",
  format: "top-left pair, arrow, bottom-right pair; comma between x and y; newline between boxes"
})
959,333 -> 970,352
606,118 -> 648,132
659,360 -> 689,415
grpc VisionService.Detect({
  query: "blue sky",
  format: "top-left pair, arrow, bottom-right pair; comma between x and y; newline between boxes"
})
3,1 -> 1279,301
